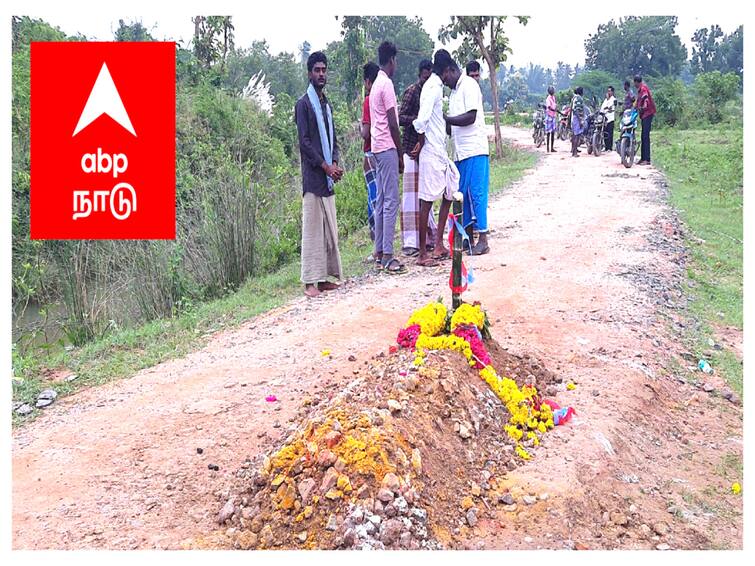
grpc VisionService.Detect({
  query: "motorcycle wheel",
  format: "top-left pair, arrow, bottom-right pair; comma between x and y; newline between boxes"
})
558,124 -> 568,141
620,137 -> 633,168
537,128 -> 545,148
592,131 -> 603,156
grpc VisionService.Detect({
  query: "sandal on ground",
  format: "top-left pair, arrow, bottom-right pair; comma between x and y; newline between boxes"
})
304,286 -> 321,298
382,257 -> 407,274
402,247 -> 419,257
318,281 -> 340,291
416,256 -> 439,267
471,244 -> 490,256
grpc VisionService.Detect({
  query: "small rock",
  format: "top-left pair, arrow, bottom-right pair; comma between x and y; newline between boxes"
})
458,424 -> 472,439
296,531 -> 308,543
337,474 -> 352,494
326,514 -> 338,531
702,382 -> 715,393
387,399 -> 402,414
321,467 -> 339,493
218,499 -> 235,524
342,528 -> 357,548
399,531 -> 413,548
470,483 -> 481,497
303,506 -> 313,519
610,512 -> 628,526
502,504 -> 518,512
259,524 -> 275,547
524,536 -> 533,544
380,518 -> 404,545
410,508 -> 427,523
324,489 -> 342,500
334,457 -> 347,473
629,504 -> 637,514
393,496 -> 408,514
522,495 -> 538,505
656,543 -> 671,551
466,508 -> 478,527
377,488 -> 395,503
368,514 -> 382,526
653,522 -> 669,536
384,503 -> 397,517
324,430 -> 342,448
35,398 -> 54,409
356,484 -> 370,499
639,524 -> 652,538
539,493 -> 549,501
348,355 -> 357,362
381,472 -> 401,493
411,449 -> 422,473
297,478 -> 316,503
499,493 -> 515,506
37,389 -> 57,401
461,496 -> 475,510
316,449 -> 338,468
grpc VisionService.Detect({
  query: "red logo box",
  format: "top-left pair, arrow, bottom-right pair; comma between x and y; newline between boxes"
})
31,42 -> 176,239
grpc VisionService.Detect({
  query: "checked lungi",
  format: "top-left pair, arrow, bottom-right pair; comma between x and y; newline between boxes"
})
400,154 -> 437,250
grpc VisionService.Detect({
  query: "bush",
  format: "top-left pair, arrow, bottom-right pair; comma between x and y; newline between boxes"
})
692,71 -> 741,124
650,76 -> 688,127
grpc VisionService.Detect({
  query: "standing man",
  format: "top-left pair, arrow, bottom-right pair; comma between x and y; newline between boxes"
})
360,62 -> 380,243
601,86 -> 616,152
398,59 -> 436,257
441,50 -> 491,255
634,75 -> 656,165
570,86 -> 586,157
294,51 -> 344,298
411,50 -> 460,267
465,61 -> 481,83
623,80 -> 635,110
370,41 -> 406,274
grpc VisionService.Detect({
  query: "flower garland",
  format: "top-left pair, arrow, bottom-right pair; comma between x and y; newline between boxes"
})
397,301 -> 554,459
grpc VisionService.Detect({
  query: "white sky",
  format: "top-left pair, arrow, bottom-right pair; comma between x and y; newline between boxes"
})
18,8 -> 743,72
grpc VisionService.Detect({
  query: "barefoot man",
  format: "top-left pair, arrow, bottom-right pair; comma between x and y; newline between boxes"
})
295,51 -> 344,297
411,49 -> 460,267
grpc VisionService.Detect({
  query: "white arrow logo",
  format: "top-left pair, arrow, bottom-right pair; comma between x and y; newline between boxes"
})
73,62 -> 136,137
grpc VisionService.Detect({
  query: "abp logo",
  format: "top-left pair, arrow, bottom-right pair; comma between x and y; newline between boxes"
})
31,42 -> 176,239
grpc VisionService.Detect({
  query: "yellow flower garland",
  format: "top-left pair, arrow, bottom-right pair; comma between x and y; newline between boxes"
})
407,302 -> 555,459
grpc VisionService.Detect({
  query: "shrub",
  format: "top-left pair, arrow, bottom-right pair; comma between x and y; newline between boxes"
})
692,71 -> 741,124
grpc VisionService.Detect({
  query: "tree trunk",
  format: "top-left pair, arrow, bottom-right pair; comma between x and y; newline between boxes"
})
486,56 -> 503,158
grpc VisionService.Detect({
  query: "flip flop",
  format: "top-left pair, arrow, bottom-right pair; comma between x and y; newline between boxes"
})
416,257 -> 439,267
402,247 -> 420,257
382,257 -> 407,274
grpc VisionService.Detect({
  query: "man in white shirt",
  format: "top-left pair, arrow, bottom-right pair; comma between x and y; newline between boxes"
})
600,86 -> 617,151
438,50 -> 491,255
410,52 -> 460,267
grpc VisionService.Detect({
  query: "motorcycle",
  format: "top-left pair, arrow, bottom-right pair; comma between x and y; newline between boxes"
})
532,103 -> 545,148
585,108 -> 608,156
557,104 -> 571,141
617,107 -> 639,168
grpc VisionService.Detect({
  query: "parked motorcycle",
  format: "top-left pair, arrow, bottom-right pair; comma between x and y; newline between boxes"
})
617,107 -> 639,168
532,103 -> 545,148
585,108 -> 608,156
557,104 -> 571,141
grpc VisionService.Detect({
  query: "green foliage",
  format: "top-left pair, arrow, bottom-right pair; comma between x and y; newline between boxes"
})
113,19 -> 155,41
692,71 -> 741,124
585,16 -> 687,79
649,76 -> 687,127
653,127 -> 743,393
690,25 -> 743,78
571,69 -> 620,108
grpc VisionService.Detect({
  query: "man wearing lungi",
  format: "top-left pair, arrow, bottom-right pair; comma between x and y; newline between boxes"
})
294,51 -> 344,298
441,52 -> 491,255
410,49 -> 460,268
398,59 -> 437,257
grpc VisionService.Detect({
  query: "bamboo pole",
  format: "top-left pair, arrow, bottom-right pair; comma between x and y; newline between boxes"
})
452,195 -> 463,310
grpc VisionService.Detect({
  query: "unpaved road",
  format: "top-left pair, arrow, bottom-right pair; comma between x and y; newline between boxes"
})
13,127 -> 742,550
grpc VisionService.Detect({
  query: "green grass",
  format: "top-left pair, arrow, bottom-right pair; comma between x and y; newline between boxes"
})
12,144 -> 536,425
485,113 -> 529,128
652,125 -> 743,395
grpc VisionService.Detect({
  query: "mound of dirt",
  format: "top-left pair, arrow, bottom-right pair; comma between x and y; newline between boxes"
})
190,339 -> 559,550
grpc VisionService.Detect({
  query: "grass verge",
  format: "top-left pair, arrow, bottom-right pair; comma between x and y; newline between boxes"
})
12,142 -> 536,425
652,126 -> 743,395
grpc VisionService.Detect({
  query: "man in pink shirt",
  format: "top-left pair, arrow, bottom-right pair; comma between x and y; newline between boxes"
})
369,41 -> 406,274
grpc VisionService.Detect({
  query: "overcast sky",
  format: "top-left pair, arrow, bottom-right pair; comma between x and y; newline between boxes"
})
25,10 -> 743,72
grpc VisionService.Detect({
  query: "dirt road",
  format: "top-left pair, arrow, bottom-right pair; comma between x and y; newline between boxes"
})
12,127 -> 742,550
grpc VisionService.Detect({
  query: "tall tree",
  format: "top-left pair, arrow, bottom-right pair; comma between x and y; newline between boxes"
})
438,16 -> 529,158
192,16 -> 234,70
554,61 -> 573,90
585,16 -> 687,79
298,40 -> 311,70
690,25 -> 724,74
113,19 -> 154,42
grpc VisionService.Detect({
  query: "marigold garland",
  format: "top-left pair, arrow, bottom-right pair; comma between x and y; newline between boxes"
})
397,301 -> 555,459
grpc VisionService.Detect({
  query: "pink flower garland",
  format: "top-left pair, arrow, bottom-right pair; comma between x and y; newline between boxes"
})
452,325 -> 491,369
397,324 -> 422,349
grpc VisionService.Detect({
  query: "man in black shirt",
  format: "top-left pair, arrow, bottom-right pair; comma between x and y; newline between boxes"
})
294,52 -> 344,298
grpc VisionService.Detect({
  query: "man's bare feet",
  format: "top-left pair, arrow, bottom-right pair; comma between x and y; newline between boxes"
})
317,281 -> 340,291
432,246 -> 451,260
304,285 -> 321,298
416,254 -> 439,267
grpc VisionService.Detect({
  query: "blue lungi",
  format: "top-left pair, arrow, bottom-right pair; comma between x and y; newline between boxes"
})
455,154 -> 490,233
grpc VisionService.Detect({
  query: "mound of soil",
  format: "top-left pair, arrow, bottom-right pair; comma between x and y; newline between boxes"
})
190,339 -> 559,550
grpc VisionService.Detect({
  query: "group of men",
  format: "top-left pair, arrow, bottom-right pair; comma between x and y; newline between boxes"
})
295,43 -> 491,297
